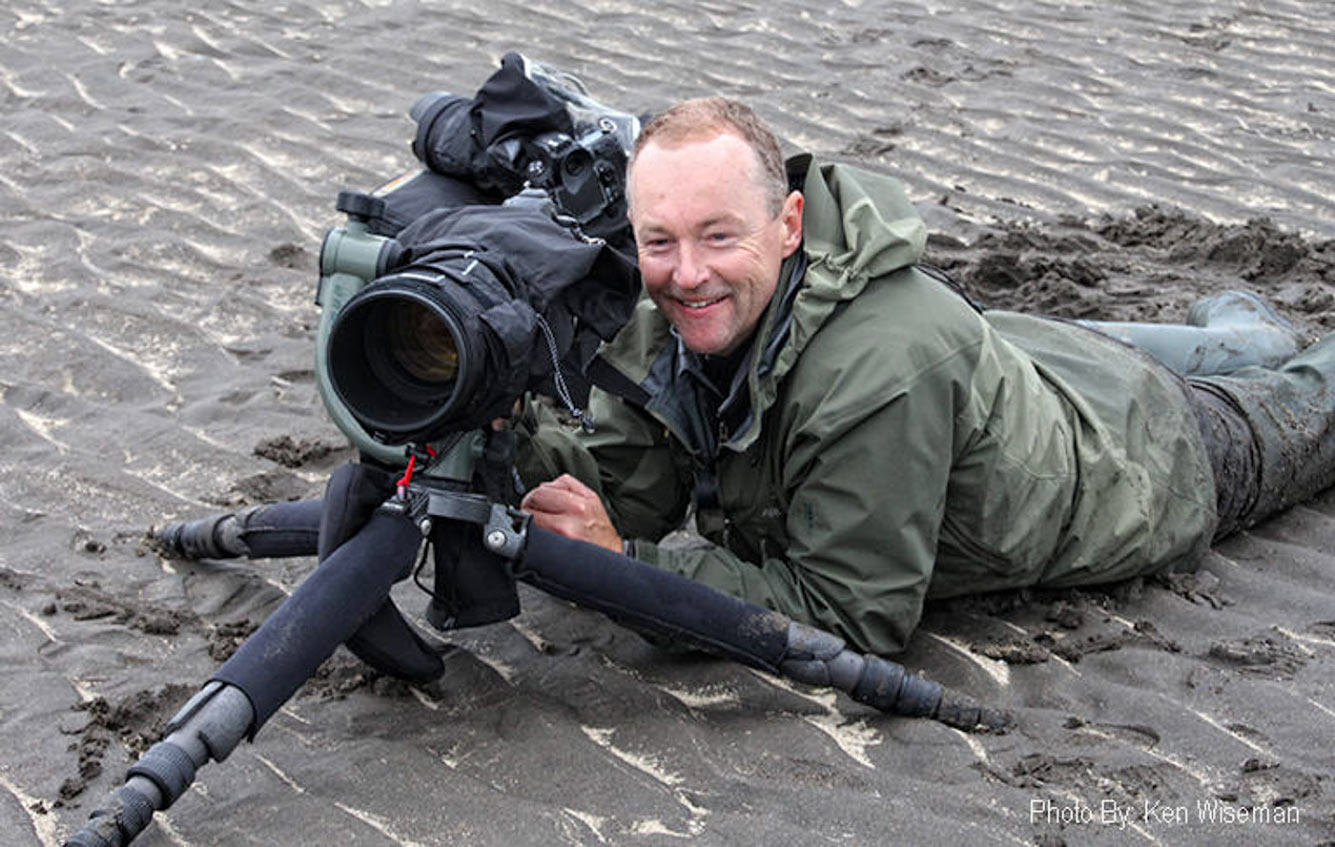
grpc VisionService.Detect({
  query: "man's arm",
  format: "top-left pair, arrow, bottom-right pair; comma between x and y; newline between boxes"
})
513,388 -> 693,543
521,358 -> 961,657
632,382 -> 954,656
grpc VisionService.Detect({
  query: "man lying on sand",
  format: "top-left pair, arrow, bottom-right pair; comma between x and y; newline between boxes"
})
514,96 -> 1335,656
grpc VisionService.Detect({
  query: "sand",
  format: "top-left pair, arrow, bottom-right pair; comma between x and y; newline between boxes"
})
1,1 -> 1333,845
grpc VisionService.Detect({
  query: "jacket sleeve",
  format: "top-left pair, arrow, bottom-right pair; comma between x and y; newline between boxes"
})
513,388 -> 693,542
629,348 -> 966,656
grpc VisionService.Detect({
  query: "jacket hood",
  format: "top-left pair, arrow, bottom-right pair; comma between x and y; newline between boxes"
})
737,156 -> 927,449
793,154 -> 928,290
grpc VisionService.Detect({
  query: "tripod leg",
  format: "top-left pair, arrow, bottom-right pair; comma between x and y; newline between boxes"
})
210,505 -> 423,730
154,499 -> 323,560
66,504 -> 423,847
64,682 -> 253,847
345,600 -> 445,682
515,527 -> 1008,730
320,462 -> 445,681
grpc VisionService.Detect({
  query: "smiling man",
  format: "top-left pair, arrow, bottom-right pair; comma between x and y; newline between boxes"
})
515,97 -> 1335,656
630,124 -> 803,357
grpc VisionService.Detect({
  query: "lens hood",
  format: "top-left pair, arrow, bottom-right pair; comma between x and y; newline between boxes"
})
327,272 -> 483,445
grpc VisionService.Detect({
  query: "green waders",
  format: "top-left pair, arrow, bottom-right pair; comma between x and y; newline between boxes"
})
1082,290 -> 1303,376
1084,290 -> 1334,539
1191,332 -> 1335,539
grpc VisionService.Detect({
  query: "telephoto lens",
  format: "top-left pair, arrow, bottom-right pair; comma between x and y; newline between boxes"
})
327,271 -> 482,445
322,201 -> 641,450
382,298 -> 460,385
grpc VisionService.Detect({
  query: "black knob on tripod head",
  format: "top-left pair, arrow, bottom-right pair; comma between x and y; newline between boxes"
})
336,190 -> 387,223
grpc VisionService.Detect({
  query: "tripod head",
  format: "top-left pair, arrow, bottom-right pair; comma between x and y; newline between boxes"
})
384,430 -> 530,632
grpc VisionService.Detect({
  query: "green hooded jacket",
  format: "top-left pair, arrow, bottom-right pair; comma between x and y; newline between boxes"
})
517,156 -> 1218,655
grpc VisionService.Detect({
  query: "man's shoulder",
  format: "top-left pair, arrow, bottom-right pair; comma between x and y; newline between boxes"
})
775,266 -> 991,428
809,265 -> 987,363
595,295 -> 673,384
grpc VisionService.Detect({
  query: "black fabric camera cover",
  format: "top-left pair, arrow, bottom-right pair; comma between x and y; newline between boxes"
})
388,201 -> 639,428
411,52 -> 577,198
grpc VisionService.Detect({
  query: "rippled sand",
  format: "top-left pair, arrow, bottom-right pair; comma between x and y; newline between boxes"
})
2,2 -> 1332,845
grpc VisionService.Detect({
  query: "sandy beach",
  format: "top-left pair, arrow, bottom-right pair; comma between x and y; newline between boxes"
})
1,1 -> 1332,845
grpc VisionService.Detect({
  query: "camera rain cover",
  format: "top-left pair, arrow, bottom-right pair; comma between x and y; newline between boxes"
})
412,52 -> 638,196
359,201 -> 640,438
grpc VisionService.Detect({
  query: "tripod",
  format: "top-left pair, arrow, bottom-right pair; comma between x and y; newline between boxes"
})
65,434 -> 1007,847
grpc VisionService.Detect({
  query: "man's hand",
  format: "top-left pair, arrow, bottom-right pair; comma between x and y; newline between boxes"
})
521,474 -> 624,553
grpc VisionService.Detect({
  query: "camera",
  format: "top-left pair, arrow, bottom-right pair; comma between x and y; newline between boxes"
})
514,122 -> 630,236
313,54 -> 642,460
407,52 -> 640,249
410,90 -> 632,240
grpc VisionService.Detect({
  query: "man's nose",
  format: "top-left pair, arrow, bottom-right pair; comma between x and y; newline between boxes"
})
673,241 -> 710,289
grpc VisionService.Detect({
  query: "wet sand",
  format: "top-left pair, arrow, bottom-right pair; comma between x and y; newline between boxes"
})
1,1 -> 1333,845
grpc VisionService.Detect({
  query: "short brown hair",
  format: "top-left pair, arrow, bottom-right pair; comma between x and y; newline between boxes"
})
630,97 -> 789,216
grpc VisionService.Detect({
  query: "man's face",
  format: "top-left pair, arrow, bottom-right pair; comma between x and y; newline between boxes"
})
628,132 -> 803,356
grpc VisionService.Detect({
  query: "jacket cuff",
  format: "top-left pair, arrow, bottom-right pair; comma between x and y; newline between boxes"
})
623,537 -> 656,563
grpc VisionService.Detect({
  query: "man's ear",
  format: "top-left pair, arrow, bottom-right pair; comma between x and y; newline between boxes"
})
780,190 -> 804,257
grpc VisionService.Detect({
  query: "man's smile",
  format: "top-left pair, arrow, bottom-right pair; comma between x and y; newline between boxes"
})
678,294 -> 730,310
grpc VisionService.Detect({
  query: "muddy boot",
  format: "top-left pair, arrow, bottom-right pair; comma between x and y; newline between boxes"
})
1082,290 -> 1304,375
1191,331 -> 1335,539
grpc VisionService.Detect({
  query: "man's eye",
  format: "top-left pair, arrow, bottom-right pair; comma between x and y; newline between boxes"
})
705,232 -> 735,244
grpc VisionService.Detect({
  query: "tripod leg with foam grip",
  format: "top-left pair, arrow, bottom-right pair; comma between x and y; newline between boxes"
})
154,499 -> 324,561
64,486 -> 425,847
319,462 -> 447,681
516,527 -> 1009,731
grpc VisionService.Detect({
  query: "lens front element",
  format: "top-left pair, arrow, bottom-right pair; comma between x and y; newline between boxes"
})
384,300 -> 459,384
